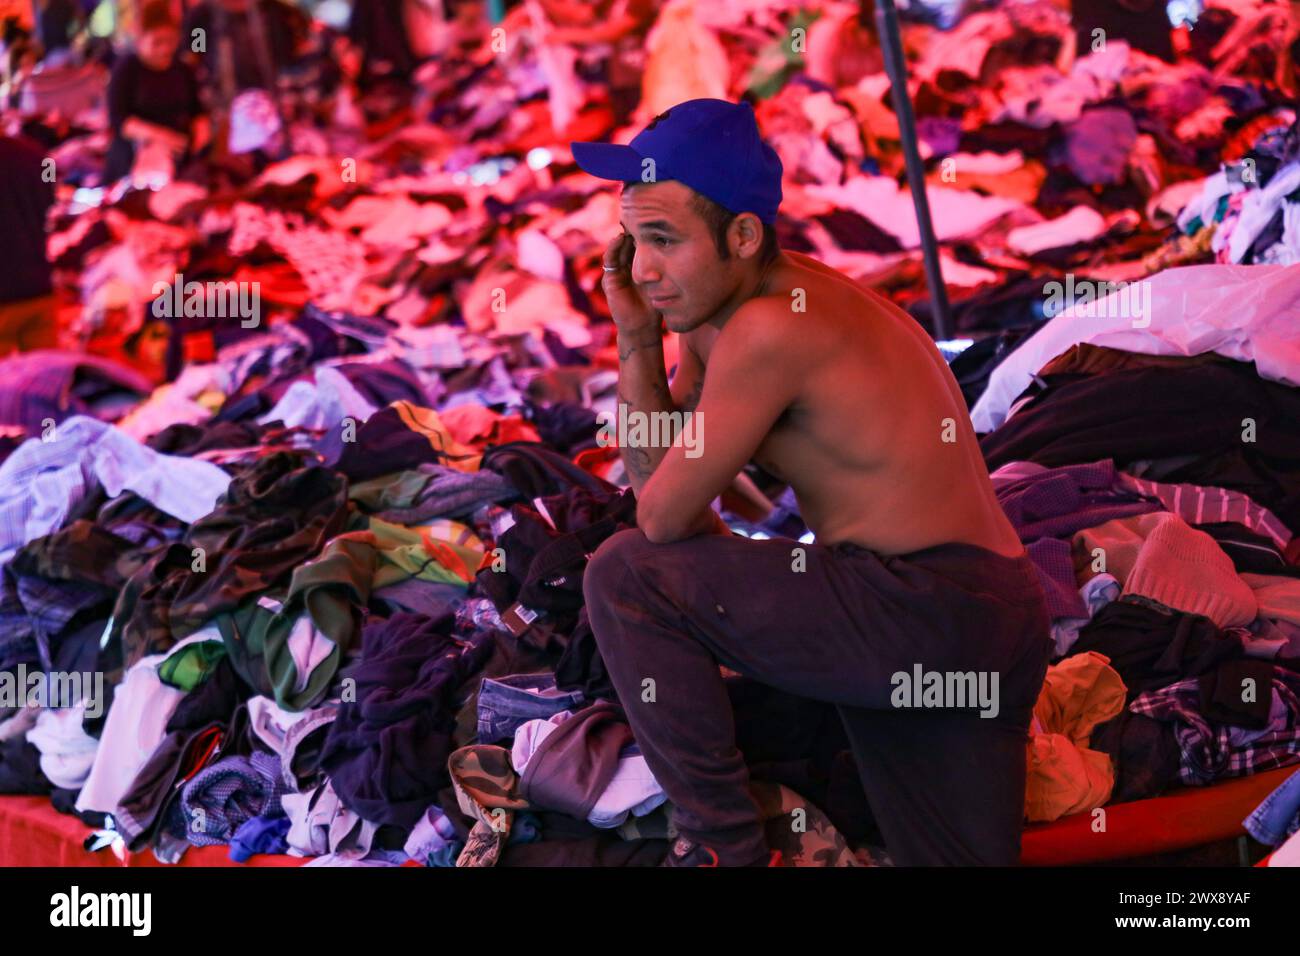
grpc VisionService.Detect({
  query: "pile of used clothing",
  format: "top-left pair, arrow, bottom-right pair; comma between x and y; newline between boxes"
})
971,265 -> 1300,824
1172,120 -> 1300,267
0,328 -> 860,865
25,0 -> 1300,372
714,0 -> 1298,334
3,0 -> 1300,866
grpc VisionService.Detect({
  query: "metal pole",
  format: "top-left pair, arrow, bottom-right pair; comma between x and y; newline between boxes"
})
872,0 -> 953,340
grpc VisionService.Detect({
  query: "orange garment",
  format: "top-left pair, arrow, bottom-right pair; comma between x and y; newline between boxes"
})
324,517 -> 483,588
1122,515 -> 1257,628
458,261 -> 588,340
1072,512 -> 1171,585
439,404 -> 541,449
232,263 -> 311,310
804,10 -> 883,88
1025,651 -> 1126,823
639,0 -> 728,118
390,401 -> 482,472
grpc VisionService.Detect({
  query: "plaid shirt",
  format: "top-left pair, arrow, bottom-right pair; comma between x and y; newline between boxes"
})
1131,667 -> 1300,785
180,751 -> 287,848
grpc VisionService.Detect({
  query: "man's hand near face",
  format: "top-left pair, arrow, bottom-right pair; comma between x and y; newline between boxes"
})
602,231 -> 658,337
603,228 -> 731,538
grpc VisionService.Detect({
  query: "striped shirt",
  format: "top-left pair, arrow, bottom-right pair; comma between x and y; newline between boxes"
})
1116,472 -> 1293,550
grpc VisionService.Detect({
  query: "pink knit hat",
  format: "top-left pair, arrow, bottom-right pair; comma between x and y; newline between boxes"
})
1122,515 -> 1257,628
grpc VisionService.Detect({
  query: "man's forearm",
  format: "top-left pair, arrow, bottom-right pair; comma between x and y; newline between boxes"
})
615,328 -> 675,497
615,330 -> 729,538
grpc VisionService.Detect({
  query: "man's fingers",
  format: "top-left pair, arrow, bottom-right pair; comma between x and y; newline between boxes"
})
603,233 -> 625,272
603,232 -> 634,276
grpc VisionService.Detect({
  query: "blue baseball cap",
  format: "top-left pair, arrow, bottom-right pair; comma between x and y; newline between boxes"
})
571,98 -> 784,225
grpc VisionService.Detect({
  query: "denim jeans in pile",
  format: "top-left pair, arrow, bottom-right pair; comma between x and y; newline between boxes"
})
476,673 -> 586,744
1245,767 -> 1300,846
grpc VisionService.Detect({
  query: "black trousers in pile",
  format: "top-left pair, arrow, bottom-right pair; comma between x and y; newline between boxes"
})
583,528 -> 1052,866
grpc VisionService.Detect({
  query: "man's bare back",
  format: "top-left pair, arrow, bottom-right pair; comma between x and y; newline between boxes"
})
680,250 -> 1024,558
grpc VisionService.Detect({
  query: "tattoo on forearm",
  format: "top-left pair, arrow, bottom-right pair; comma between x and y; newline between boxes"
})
617,383 -> 670,410
623,445 -> 653,482
617,334 -> 661,361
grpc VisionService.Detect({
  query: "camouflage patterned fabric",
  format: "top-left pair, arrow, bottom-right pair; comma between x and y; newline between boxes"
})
624,785 -> 865,866
752,781 -> 864,867
447,744 -> 531,868
15,517 -> 168,591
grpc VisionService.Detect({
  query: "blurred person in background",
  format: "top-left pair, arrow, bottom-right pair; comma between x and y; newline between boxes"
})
103,2 -> 207,184
0,17 -> 38,108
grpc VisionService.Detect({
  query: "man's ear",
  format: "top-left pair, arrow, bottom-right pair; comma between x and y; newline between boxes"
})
730,212 -> 765,259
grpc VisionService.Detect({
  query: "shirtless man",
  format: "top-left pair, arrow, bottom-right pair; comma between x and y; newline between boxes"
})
573,99 -> 1051,866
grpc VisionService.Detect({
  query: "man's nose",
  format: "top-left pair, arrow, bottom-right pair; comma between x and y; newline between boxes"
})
630,247 -> 660,286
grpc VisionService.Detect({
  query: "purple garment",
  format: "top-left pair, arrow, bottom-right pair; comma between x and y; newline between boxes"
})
333,359 -> 428,408
0,135 -> 56,303
0,351 -> 153,434
1130,667 -> 1300,785
370,576 -> 464,619
994,459 -> 1160,543
329,405 -> 448,481
1115,472 -> 1292,549
319,611 -> 495,829
916,116 -> 962,157
1226,694 -> 1288,749
229,813 -> 291,862
1026,538 -> 1087,619
0,566 -> 39,671
1061,107 -> 1138,186
367,464 -> 516,524
1247,619 -> 1300,660
403,804 -> 460,864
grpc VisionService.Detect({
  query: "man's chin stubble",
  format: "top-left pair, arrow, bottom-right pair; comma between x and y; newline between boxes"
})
664,312 -> 704,334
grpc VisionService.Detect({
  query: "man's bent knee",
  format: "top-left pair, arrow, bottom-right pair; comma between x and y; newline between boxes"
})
583,527 -> 654,607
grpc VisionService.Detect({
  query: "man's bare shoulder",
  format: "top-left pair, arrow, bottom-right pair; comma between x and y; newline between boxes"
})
786,248 -> 898,301
783,248 -> 842,277
783,249 -> 876,292
722,293 -> 815,355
